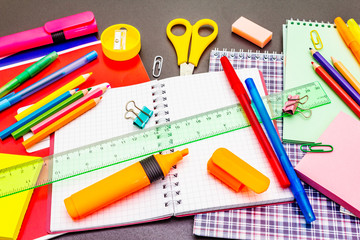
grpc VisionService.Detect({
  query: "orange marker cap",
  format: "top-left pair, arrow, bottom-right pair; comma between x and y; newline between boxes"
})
334,17 -> 356,47
207,148 -> 270,194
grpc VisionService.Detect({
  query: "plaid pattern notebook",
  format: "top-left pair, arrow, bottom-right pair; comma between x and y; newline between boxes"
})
193,49 -> 360,240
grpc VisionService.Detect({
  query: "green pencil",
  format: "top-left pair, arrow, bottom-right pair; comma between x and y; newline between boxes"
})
12,88 -> 91,139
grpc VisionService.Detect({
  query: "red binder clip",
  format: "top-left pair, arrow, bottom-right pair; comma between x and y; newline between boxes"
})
282,95 -> 312,118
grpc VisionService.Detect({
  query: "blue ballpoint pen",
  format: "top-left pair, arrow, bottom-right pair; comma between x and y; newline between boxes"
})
245,77 -> 316,223
0,92 -> 15,101
0,51 -> 97,112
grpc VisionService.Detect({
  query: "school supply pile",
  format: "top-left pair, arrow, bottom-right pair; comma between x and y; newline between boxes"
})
283,19 -> 360,143
48,69 -> 294,232
0,40 -> 150,156
0,15 -> 150,240
193,49 -> 360,240
0,79 -> 329,199
2,8 -> 360,240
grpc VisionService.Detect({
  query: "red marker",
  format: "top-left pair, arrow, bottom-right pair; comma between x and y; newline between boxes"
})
312,61 -> 360,118
220,56 -> 290,188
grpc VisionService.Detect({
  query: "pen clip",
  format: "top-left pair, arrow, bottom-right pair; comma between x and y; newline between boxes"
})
310,30 -> 323,50
300,142 -> 333,153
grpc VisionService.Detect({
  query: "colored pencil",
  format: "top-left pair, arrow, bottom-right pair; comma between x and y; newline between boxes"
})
0,51 -> 97,113
31,85 -> 109,134
310,48 -> 360,106
23,97 -> 102,149
0,89 -> 77,140
15,72 -> 92,120
312,62 -> 360,118
331,56 -> 360,95
12,88 -> 90,139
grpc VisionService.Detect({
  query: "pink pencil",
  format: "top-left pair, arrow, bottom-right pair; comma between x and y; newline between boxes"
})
31,85 -> 109,134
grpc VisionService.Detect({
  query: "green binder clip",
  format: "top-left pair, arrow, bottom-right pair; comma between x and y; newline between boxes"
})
300,142 -> 333,153
125,100 -> 153,129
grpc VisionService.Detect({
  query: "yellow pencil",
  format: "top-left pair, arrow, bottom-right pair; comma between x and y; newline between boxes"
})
22,97 -> 101,149
15,72 -> 92,121
331,56 -> 360,94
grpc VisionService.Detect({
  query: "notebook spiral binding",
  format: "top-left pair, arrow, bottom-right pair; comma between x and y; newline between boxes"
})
151,82 -> 170,124
151,81 -> 181,207
162,170 -> 182,207
286,18 -> 334,28
212,48 -> 284,61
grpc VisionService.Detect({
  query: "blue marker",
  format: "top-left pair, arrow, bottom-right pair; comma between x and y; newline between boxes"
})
245,77 -> 316,224
0,51 -> 97,112
0,92 -> 15,101
0,89 -> 78,140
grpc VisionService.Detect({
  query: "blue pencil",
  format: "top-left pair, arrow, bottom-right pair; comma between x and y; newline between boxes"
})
245,77 -> 316,224
0,89 -> 77,140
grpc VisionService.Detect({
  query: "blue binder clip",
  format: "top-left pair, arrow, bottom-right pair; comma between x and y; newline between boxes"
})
125,100 -> 153,129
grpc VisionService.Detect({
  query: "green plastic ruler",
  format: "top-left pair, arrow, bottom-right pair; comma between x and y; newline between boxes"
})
0,81 -> 330,198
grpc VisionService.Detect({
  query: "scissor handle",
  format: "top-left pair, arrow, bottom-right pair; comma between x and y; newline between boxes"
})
189,19 -> 218,67
166,18 -> 193,65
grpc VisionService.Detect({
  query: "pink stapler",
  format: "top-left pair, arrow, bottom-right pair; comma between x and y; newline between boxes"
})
0,11 -> 98,57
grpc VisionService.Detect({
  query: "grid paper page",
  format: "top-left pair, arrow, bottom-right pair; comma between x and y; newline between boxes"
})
162,69 -> 293,215
50,82 -> 173,232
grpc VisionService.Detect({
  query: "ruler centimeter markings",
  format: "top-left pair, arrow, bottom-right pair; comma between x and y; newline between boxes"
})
0,81 -> 330,198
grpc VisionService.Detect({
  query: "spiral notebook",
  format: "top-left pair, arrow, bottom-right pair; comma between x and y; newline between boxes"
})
283,19 -> 360,143
48,69 -> 293,233
193,49 -> 360,240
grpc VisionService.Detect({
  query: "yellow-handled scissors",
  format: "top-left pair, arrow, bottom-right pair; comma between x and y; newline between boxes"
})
166,18 -> 218,76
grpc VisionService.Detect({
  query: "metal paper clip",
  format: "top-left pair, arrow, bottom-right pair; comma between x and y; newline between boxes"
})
152,56 -> 163,78
114,27 -> 127,50
310,30 -> 323,50
300,142 -> 333,153
125,100 -> 153,129
282,95 -> 312,118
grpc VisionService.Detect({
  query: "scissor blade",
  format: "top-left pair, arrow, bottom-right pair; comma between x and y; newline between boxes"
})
180,63 -> 195,76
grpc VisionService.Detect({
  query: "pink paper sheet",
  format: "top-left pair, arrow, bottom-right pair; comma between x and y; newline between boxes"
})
296,112 -> 360,218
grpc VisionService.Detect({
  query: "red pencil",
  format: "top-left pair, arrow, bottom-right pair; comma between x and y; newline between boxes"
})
312,61 -> 360,118
220,56 -> 290,188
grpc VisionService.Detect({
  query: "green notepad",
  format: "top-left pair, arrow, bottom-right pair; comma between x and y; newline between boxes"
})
283,19 -> 360,143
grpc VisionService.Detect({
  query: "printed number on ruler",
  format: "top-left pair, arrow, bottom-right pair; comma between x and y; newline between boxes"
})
0,81 -> 330,198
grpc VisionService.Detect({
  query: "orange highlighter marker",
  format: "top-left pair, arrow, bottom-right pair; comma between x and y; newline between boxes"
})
334,17 -> 360,64
64,149 -> 189,220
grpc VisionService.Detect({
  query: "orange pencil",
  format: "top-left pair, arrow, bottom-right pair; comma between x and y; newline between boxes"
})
331,56 -> 360,94
22,97 -> 102,149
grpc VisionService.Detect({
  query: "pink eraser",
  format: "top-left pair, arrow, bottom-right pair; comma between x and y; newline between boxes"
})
232,17 -> 272,48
